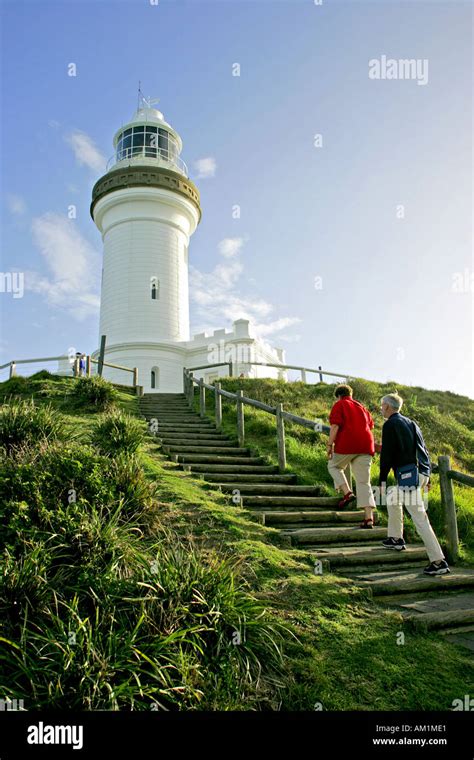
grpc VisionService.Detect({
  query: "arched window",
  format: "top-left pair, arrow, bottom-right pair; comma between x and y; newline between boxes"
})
151,277 -> 159,300
151,366 -> 159,390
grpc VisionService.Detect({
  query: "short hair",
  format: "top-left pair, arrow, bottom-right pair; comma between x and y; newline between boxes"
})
335,384 -> 353,398
382,393 -> 403,411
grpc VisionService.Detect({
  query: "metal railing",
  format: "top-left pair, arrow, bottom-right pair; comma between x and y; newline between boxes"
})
106,147 -> 188,177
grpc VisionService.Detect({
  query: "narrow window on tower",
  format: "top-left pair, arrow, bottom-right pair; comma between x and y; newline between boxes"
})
151,367 -> 159,389
150,276 -> 159,300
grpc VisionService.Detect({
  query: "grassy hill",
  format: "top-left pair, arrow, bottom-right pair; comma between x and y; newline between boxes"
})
0,371 -> 473,711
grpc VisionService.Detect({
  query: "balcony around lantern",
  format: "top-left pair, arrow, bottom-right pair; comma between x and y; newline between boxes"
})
106,146 -> 188,178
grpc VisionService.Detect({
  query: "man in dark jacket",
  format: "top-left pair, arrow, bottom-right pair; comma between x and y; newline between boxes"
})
378,393 -> 449,576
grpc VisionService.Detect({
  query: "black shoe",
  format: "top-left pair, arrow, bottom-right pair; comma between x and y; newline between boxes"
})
423,559 -> 450,576
382,537 -> 406,551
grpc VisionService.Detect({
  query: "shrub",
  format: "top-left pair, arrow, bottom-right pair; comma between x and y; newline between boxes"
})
91,411 -> 144,456
73,376 -> 116,410
0,398 -> 64,453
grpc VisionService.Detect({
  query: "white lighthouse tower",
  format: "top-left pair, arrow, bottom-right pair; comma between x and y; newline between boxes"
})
90,96 -> 287,392
90,96 -> 201,392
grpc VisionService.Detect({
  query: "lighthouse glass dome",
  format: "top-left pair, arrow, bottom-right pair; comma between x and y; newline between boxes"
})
107,105 -> 188,177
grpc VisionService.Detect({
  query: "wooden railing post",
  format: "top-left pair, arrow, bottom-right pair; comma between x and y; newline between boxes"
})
276,403 -> 286,472
237,390 -> 244,447
199,377 -> 205,417
133,367 -> 138,389
438,455 -> 459,564
318,365 -> 323,383
97,335 -> 106,377
188,372 -> 194,408
215,382 -> 222,430
9,361 -> 16,379
228,360 -> 234,377
301,368 -> 306,383
86,355 -> 91,377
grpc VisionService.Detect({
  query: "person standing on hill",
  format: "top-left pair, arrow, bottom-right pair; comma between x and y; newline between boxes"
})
326,384 -> 377,528
377,393 -> 449,576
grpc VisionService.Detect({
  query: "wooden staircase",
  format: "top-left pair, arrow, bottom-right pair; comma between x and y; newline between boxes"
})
140,392 -> 474,641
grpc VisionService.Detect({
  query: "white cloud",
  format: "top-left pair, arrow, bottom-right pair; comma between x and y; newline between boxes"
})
218,238 -> 244,258
190,237 -> 301,341
193,156 -> 217,179
6,193 -> 27,215
28,213 -> 100,320
64,130 -> 106,173
48,119 -> 61,129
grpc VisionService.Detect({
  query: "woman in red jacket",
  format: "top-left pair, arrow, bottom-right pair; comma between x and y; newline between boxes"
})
326,384 -> 377,528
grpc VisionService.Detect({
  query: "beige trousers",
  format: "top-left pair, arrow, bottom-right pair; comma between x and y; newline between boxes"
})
327,452 -> 376,508
386,474 -> 444,563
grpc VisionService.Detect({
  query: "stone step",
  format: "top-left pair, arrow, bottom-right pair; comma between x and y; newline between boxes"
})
180,464 -> 280,473
165,446 -> 250,455
262,510 -> 365,527
288,526 -> 387,546
311,544 -> 428,569
175,455 -> 265,465
214,483 -> 326,495
199,473 -> 298,484
349,567 -> 474,596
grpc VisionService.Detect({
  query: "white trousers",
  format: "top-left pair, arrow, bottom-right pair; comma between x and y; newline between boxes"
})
386,474 -> 444,563
327,452 -> 376,508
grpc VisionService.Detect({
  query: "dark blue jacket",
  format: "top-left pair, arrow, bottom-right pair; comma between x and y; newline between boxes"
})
379,412 -> 431,484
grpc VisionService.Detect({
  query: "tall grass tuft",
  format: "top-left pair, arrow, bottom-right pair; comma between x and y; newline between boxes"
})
91,411 -> 144,455
73,376 -> 116,410
0,398 -> 64,453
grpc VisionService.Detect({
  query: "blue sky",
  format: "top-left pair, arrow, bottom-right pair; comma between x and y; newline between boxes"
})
1,0 -> 472,396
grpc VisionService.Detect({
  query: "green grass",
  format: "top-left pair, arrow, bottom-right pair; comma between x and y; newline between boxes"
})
0,371 -> 473,710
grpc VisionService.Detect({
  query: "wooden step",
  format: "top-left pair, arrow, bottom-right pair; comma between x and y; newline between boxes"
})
262,510 -> 365,526
165,446 -> 250,455
311,544 -> 428,569
240,495 -> 341,508
243,496 -> 341,511
199,473 -> 298,483
158,437 -> 236,445
176,455 -> 265,465
153,423 -> 215,429
349,567 -> 474,596
390,592 -> 474,631
288,526 -> 387,546
180,464 -> 280,473
214,483 -> 326,495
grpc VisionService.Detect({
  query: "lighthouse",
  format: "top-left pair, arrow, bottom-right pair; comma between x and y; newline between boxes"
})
90,97 -> 201,391
90,96 -> 287,392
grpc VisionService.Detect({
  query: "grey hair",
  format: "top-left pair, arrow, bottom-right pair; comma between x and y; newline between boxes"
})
382,393 -> 403,411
